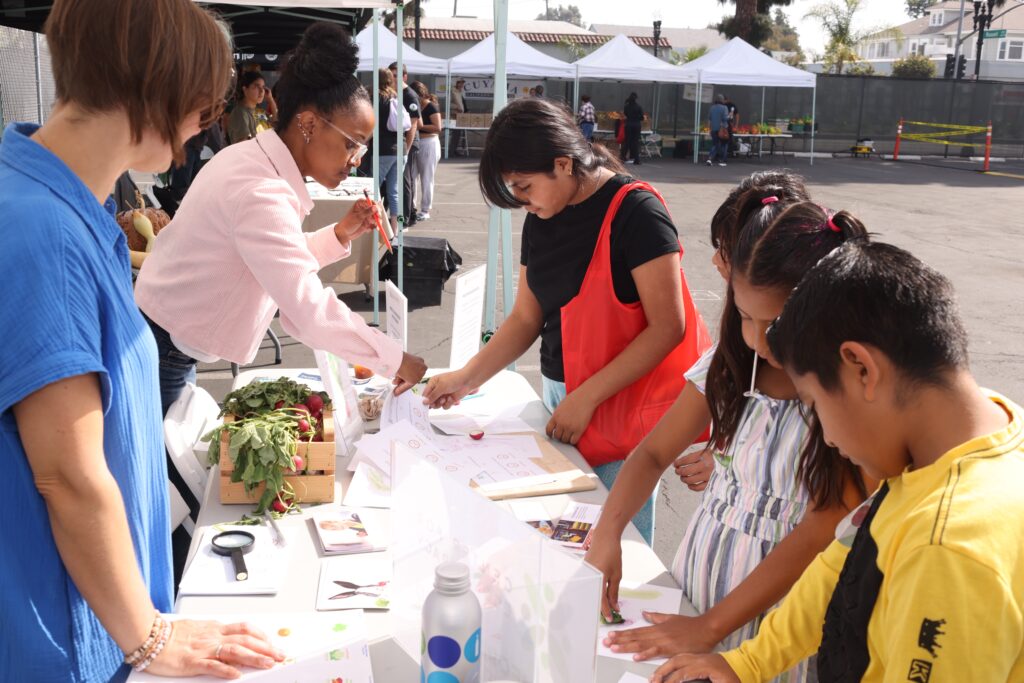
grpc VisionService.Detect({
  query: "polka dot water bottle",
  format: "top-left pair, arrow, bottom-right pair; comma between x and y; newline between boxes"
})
421,561 -> 482,683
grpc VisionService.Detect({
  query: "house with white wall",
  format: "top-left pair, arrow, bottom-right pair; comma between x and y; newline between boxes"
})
856,0 -> 1024,80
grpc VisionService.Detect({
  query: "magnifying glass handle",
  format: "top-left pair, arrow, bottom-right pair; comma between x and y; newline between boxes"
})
231,549 -> 249,581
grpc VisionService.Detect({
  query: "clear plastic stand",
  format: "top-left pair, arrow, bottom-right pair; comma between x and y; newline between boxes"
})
391,442 -> 601,682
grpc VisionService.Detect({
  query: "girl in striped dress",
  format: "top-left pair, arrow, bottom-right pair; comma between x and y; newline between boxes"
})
585,181 -> 871,683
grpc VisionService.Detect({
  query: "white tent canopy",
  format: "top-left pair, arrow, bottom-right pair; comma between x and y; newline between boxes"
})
355,24 -> 448,75
677,37 -> 817,164
448,31 -> 576,79
574,34 -> 693,84
676,37 -> 816,88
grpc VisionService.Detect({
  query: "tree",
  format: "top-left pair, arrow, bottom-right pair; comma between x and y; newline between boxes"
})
805,0 -> 866,74
891,53 -> 936,78
905,0 -> 939,19
382,0 -> 428,30
845,61 -> 876,75
536,4 -> 585,27
763,8 -> 805,60
714,0 -> 795,47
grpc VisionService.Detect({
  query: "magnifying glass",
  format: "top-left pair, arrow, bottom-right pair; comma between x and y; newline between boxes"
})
211,530 -> 256,581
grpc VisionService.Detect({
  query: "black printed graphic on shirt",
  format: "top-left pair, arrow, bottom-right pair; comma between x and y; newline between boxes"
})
907,658 -> 933,682
817,482 -> 890,682
918,618 -> 946,658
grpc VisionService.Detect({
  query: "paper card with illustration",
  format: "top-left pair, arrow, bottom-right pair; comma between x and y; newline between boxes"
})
127,611 -> 373,682
343,461 -> 393,509
506,500 -> 555,538
597,582 -> 684,664
316,553 -> 394,611
177,525 -> 289,596
433,434 -> 552,490
348,420 -> 439,474
550,502 -> 602,551
311,506 -> 389,555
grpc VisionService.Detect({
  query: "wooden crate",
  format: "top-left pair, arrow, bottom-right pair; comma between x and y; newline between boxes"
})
218,409 -> 336,505
456,112 -> 493,129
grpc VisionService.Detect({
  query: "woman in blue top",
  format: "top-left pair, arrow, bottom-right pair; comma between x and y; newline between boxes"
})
0,1 -> 280,680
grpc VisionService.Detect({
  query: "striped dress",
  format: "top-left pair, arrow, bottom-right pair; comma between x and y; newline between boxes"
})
670,346 -> 816,683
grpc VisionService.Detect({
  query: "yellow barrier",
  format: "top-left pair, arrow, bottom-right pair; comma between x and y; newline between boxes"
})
893,118 -> 993,171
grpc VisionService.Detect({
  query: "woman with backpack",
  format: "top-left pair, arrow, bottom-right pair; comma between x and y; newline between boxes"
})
376,67 -> 403,234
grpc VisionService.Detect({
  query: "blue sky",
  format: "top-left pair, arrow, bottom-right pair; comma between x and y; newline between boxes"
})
425,0 -> 921,54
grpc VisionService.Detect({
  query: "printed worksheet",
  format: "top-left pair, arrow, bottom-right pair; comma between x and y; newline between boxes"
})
597,582 -> 684,664
177,525 -> 289,596
343,462 -> 392,509
128,611 -> 372,682
379,385 -> 434,435
349,420 -> 439,473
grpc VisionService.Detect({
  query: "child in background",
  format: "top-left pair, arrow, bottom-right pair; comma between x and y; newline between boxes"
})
586,196 -> 869,683
653,241 -> 1024,683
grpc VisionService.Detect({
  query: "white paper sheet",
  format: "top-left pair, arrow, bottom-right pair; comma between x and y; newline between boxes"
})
597,582 -> 684,665
128,611 -> 373,682
385,279 -> 407,352
449,264 -> 487,369
617,673 -> 651,683
343,462 -> 392,508
177,525 -> 290,596
349,420 -> 440,473
380,385 -> 434,435
316,553 -> 394,612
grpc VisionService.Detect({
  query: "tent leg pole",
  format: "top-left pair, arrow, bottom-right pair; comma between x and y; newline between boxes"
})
395,5 -> 405,290
692,77 -> 701,164
371,10 -> 381,325
810,85 -> 816,166
485,0 -> 510,334
444,71 -> 451,160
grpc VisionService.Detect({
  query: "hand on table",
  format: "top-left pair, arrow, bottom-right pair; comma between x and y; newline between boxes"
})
651,653 -> 740,683
147,619 -> 284,679
333,198 -> 381,246
393,352 -> 427,396
582,534 -> 623,621
546,389 -> 596,445
421,369 -> 478,410
604,612 -> 721,662
674,449 -> 714,492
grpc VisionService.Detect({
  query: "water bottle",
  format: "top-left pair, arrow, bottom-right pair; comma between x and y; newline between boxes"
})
421,561 -> 482,683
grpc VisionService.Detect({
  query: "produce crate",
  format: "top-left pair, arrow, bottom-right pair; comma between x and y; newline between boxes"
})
455,112 -> 493,128
218,409 -> 336,505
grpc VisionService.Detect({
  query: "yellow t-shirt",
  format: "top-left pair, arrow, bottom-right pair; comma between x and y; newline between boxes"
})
722,390 -> 1024,682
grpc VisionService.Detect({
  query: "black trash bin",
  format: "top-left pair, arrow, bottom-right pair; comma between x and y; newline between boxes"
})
378,236 -> 462,308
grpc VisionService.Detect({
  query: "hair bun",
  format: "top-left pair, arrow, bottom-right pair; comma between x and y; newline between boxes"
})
288,22 -> 358,89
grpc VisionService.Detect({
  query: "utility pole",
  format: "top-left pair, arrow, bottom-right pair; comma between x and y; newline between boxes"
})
414,0 -> 421,50
952,0 -> 967,76
972,0 -> 996,78
653,20 -> 662,58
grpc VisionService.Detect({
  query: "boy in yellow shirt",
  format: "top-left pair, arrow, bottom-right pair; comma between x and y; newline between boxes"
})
653,241 -> 1024,683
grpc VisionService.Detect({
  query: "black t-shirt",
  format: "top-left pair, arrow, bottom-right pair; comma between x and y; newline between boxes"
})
377,93 -> 399,155
624,101 -> 644,123
421,102 -> 440,131
401,85 -> 421,147
520,174 -> 680,382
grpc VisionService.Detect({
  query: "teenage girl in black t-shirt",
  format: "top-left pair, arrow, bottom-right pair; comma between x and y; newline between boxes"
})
423,98 -> 708,544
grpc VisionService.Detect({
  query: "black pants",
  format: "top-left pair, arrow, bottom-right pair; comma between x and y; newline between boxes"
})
623,122 -> 642,163
403,144 -> 420,225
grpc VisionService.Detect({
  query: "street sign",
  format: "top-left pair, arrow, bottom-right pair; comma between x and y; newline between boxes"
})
983,29 -> 1007,39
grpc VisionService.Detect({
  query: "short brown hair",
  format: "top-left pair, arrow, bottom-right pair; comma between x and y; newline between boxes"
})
45,0 -> 232,162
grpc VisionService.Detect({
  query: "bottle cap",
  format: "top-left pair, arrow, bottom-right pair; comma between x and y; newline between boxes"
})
434,561 -> 470,595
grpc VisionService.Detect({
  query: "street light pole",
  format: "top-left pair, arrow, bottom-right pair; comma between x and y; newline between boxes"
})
952,0 -> 967,75
653,20 -> 662,58
414,0 -> 421,50
972,0 -> 995,78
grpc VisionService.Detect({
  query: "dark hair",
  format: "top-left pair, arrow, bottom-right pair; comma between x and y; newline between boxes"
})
410,81 -> 429,98
274,22 -> 369,133
768,241 -> 968,394
581,94 -> 591,103
479,98 -> 625,208
707,201 -> 871,509
45,0 -> 232,164
709,170 -> 809,258
239,71 -> 264,89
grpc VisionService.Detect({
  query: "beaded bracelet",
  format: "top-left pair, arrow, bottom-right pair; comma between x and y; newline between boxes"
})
124,613 -> 163,668
133,619 -> 173,672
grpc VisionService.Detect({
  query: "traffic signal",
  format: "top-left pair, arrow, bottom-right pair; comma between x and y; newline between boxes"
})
956,54 -> 967,79
944,54 -> 955,78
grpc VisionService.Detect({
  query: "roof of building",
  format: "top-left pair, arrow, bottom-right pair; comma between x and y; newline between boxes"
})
413,17 -> 671,48
589,24 -> 727,51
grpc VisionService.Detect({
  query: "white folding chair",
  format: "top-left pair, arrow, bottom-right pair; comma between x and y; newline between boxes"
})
641,133 -> 663,159
163,383 -> 222,535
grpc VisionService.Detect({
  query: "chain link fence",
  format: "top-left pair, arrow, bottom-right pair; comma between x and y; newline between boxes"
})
0,24 -> 56,130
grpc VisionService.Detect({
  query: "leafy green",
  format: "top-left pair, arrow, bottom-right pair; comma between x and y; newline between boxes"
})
202,408 -> 315,514
219,377 -> 331,419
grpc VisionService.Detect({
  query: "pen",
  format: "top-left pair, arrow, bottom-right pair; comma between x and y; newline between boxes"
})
264,509 -> 287,547
364,188 -> 393,253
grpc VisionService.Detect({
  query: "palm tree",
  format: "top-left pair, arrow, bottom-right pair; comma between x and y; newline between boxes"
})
717,0 -> 794,45
804,0 -> 865,74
